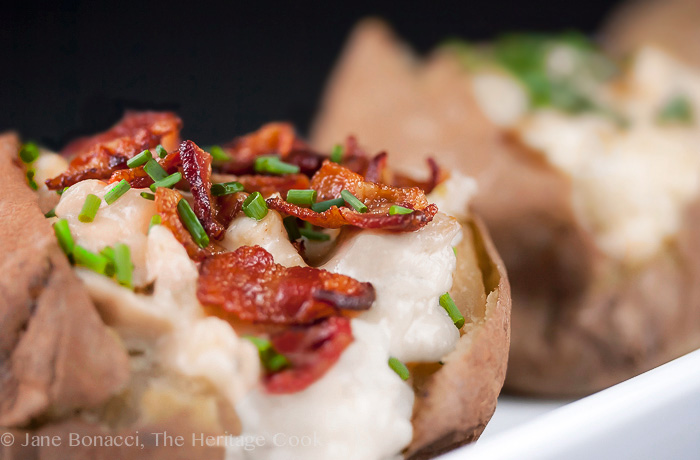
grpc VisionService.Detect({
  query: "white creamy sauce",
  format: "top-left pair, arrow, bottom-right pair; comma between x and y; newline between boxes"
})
427,171 -> 478,222
232,319 -> 414,460
322,212 -> 462,363
471,46 -> 700,264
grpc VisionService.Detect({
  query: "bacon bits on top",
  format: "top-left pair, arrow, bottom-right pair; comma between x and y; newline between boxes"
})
265,317 -> 353,394
180,140 -> 225,239
155,187 -> 210,261
46,112 -> 181,190
267,160 -> 438,231
197,245 -> 375,325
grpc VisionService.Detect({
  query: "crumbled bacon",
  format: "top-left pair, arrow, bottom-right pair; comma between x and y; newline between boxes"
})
393,157 -> 444,194
231,174 -> 311,197
180,140 -> 225,239
266,160 -> 437,231
363,151 -> 388,183
155,188 -> 209,260
46,112 -> 181,190
265,317 -> 353,394
197,246 -> 375,325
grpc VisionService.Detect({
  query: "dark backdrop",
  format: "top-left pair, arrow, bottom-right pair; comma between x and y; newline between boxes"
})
2,0 -> 622,149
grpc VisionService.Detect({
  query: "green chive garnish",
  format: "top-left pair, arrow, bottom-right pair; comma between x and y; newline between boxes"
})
209,145 -> 231,162
19,142 -> 40,164
389,205 -> 413,215
156,144 -> 168,158
78,194 -> 101,223
140,192 -> 156,200
283,216 -> 301,240
330,144 -> 344,163
100,246 -> 115,277
177,199 -> 209,248
127,149 -> 152,168
104,179 -> 131,205
143,158 -> 168,181
113,243 -> 133,288
73,245 -> 109,274
658,94 -> 694,124
149,172 -> 182,192
44,208 -> 56,218
254,155 -> 300,175
388,357 -> 410,381
341,190 -> 368,213
311,197 -> 345,213
286,189 -> 317,206
439,292 -> 465,329
242,191 -> 269,220
149,214 -> 161,229
244,336 -> 290,372
57,186 -> 69,195
211,181 -> 245,196
452,247 -> 457,256
299,225 -> 330,241
53,219 -> 75,256
26,170 -> 38,190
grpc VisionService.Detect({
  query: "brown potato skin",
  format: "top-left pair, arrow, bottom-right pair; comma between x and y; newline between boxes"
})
311,19 -> 700,397
602,0 -> 700,68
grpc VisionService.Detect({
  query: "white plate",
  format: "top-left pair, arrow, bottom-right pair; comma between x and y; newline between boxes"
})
440,349 -> 700,460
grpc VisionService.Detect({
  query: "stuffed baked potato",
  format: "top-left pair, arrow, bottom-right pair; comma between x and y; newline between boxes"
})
312,20 -> 700,397
0,113 -> 510,459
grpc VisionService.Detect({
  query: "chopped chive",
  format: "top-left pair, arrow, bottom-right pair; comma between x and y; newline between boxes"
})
26,170 -> 38,190
211,181 -> 245,196
299,225 -> 330,241
19,142 -> 40,164
209,145 -> 231,162
311,197 -> 345,213
341,190 -> 368,213
254,155 -> 300,175
243,336 -> 290,372
177,199 -> 209,248
143,158 -> 168,181
140,192 -> 156,200
100,246 -> 115,277
127,149 -> 152,168
452,246 -> 457,256
330,144 -> 344,163
658,94 -> 694,124
286,189 -> 317,206
57,186 -> 69,195
149,171 -> 182,191
389,205 -> 413,215
53,219 -> 75,256
73,245 -> 109,274
113,243 -> 133,288
149,214 -> 162,230
104,179 -> 131,204
283,216 -> 301,240
439,292 -> 465,329
155,144 -> 168,158
78,194 -> 101,223
242,191 -> 269,220
44,208 -> 56,218
388,357 -> 410,381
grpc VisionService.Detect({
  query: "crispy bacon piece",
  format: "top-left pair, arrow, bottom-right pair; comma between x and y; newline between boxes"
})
217,122 -> 307,174
363,151 -> 389,183
180,140 -> 225,239
266,160 -> 438,231
155,188 -> 209,260
197,246 -> 375,325
210,173 -> 311,198
46,112 -> 181,190
393,157 -> 444,194
265,317 -> 353,394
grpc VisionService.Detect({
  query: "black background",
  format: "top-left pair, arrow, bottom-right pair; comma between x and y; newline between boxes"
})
2,0 -> 622,149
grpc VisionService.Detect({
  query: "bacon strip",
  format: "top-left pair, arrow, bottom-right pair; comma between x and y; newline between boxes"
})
155,188 -> 209,260
266,160 -> 438,231
265,317 -> 353,394
180,140 -> 225,239
197,246 -> 375,325
46,112 -> 181,190
211,173 -> 311,198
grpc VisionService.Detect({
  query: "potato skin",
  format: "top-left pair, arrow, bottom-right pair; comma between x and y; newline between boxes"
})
311,19 -> 700,398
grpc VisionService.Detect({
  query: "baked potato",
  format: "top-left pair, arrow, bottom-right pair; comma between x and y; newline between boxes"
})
603,0 -> 700,69
311,20 -> 700,397
0,112 -> 510,460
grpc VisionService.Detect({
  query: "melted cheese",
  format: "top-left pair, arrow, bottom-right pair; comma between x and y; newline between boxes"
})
322,213 -> 461,363
233,319 -> 414,460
